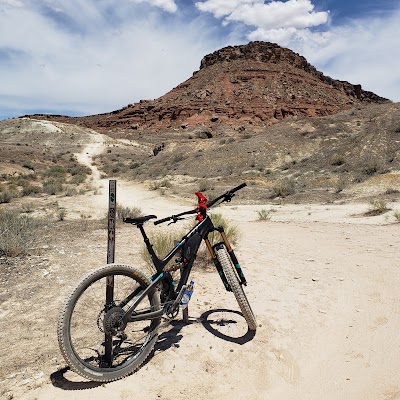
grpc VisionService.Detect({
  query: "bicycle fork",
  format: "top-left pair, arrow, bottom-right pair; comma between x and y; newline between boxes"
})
204,226 -> 248,291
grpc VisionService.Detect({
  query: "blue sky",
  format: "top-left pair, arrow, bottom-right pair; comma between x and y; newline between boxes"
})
0,0 -> 399,120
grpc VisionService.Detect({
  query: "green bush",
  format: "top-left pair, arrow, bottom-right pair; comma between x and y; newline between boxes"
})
116,206 -> 142,221
21,184 -> 41,196
42,180 -> 64,195
0,190 -> 14,204
368,199 -> 389,214
208,213 -> 239,245
257,209 -> 271,221
140,230 -> 183,272
22,161 -> 34,171
45,166 -> 66,177
272,178 -> 295,197
70,174 -> 86,185
0,210 -> 40,256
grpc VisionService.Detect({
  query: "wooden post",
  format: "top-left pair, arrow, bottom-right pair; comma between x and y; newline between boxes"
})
107,179 -> 116,264
105,180 -> 116,366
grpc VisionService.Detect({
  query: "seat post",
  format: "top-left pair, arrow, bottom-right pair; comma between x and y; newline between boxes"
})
137,224 -> 158,264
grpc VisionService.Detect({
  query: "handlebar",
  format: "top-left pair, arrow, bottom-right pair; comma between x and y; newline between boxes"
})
153,183 -> 246,225
154,209 -> 196,225
206,182 -> 246,208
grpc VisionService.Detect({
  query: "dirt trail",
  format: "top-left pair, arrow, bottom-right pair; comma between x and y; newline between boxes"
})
3,125 -> 400,400
59,130 -> 192,220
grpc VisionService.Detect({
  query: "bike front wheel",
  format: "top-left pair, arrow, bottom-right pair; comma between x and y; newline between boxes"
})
215,246 -> 257,331
57,264 -> 161,382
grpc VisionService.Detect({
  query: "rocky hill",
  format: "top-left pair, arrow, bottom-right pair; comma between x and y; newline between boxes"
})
27,41 -> 389,132
5,41 -> 399,205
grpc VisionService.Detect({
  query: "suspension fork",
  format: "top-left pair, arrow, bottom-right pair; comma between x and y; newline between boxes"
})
204,237 -> 230,291
216,226 -> 248,286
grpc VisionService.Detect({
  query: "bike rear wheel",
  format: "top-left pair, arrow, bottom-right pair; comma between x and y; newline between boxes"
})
57,264 -> 161,382
215,246 -> 257,331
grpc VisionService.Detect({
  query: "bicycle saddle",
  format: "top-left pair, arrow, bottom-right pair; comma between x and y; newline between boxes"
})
123,215 -> 157,225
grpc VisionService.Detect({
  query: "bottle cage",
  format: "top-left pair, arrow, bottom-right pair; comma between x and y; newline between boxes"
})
195,192 -> 208,222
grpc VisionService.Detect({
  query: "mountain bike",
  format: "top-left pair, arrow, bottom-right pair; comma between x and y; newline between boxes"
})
57,183 -> 256,382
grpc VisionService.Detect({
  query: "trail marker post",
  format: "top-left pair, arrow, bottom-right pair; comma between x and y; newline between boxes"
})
105,179 -> 116,366
107,179 -> 117,264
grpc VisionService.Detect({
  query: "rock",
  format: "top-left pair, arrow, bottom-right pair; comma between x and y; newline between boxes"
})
28,42 -> 388,132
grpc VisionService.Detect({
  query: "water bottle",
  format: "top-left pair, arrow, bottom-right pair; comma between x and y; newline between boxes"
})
180,280 -> 194,309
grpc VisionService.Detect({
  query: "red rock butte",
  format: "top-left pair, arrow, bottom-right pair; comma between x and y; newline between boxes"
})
29,41 -> 389,131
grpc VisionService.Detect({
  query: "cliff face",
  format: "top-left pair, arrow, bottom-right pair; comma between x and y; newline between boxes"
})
28,41 -> 389,131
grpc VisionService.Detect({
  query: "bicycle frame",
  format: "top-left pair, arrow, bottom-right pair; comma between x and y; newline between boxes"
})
121,214 -> 248,324
118,183 -> 250,326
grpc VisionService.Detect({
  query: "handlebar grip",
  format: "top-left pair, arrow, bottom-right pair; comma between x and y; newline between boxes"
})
230,182 -> 247,193
154,216 -> 171,225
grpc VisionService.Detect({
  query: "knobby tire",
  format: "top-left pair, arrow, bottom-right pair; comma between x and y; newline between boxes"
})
57,264 -> 161,382
216,247 -> 257,331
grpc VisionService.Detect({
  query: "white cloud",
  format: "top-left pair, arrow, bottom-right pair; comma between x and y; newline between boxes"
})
131,0 -> 177,13
0,0 -> 217,117
196,0 -> 329,33
195,0 -> 262,18
275,9 -> 400,102
0,0 -> 399,119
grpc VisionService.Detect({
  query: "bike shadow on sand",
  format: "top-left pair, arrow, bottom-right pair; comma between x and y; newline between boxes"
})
50,320 -> 185,391
199,308 -> 256,344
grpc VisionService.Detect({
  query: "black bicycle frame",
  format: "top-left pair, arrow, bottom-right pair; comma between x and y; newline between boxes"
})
121,215 -> 214,324
120,194 -> 249,324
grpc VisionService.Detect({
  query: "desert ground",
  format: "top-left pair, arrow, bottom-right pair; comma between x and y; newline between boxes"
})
1,123 -> 400,400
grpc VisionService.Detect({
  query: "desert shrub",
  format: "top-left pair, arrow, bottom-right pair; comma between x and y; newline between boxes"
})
42,180 -> 64,195
335,177 -> 347,193
385,188 -> 400,195
140,230 -> 184,272
0,189 -> 14,204
57,208 -> 66,221
70,174 -> 86,185
116,206 -> 142,221
257,209 -> 271,221
0,210 -> 40,256
130,162 -> 140,169
68,165 -> 91,176
197,179 -> 211,192
22,161 -> 34,171
195,131 -> 211,139
363,162 -> 379,176
172,154 -> 185,163
45,166 -> 66,177
65,187 -> 78,196
365,199 -> 389,216
272,178 -> 295,197
149,180 -> 172,191
331,155 -> 345,166
393,211 -> 400,222
208,213 -> 239,245
21,184 -> 41,196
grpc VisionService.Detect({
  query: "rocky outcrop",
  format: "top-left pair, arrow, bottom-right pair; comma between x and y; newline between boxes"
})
28,41 -> 389,131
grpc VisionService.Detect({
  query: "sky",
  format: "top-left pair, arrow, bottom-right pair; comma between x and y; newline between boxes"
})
0,0 -> 399,120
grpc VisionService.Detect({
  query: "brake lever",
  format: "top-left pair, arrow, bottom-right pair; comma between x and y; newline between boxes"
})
167,215 -> 184,225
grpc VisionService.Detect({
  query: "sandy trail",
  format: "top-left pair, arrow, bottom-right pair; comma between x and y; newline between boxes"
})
13,129 -> 400,400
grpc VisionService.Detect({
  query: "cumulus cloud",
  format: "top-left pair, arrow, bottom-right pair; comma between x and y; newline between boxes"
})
131,0 -> 177,13
296,10 -> 400,101
195,0 -> 329,38
0,0 -> 216,118
0,0 -> 399,119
